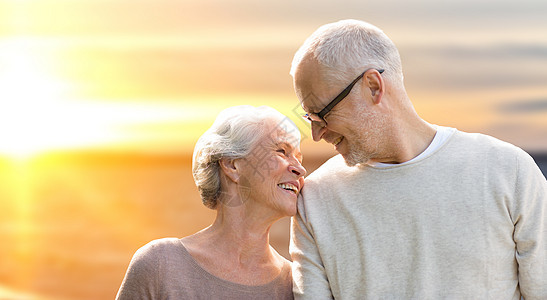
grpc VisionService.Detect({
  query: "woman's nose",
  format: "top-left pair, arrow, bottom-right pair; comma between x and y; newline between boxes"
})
289,161 -> 307,177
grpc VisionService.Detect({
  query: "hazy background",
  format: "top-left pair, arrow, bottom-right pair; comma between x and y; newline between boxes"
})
0,0 -> 546,299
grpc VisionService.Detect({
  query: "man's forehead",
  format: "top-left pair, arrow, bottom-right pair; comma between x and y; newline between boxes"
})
300,90 -> 326,113
294,55 -> 329,112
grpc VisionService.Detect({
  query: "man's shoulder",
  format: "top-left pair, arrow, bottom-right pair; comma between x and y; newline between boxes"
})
306,154 -> 353,182
445,130 -> 540,175
300,154 -> 366,208
450,130 -> 526,156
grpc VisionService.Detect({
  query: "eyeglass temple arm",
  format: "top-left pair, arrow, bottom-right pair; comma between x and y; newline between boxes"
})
317,69 -> 384,119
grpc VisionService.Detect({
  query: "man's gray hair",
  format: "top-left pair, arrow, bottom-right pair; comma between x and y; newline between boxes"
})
192,105 -> 300,209
290,19 -> 404,86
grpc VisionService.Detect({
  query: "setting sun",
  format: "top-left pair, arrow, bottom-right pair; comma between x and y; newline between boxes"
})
0,38 -> 115,158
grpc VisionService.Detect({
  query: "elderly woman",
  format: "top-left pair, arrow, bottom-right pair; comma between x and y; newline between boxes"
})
116,105 -> 306,299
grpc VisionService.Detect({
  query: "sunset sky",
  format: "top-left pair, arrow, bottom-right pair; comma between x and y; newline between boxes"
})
1,0 -> 546,157
0,1 -> 546,299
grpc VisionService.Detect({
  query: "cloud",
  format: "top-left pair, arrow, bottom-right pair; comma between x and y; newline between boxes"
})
413,44 -> 547,60
401,43 -> 547,90
497,98 -> 547,114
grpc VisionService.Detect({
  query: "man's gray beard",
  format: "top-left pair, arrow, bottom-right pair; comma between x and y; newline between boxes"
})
342,139 -> 372,167
341,110 -> 386,167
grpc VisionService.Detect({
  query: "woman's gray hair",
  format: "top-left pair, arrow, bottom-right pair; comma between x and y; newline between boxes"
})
192,105 -> 300,209
290,19 -> 404,87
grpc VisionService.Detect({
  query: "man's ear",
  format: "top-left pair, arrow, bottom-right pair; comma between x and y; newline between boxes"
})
364,70 -> 384,104
219,158 -> 239,183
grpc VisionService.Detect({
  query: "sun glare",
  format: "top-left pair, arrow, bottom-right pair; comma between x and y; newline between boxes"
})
0,38 -> 121,160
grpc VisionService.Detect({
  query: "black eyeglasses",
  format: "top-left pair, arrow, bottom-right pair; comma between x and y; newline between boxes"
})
303,68 -> 384,125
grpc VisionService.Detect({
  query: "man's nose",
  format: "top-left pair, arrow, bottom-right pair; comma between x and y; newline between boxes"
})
311,122 -> 327,142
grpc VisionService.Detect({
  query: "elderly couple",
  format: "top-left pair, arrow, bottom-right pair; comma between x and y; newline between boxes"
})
117,20 -> 546,299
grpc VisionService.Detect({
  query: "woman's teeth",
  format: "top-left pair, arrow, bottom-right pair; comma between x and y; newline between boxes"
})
278,183 -> 298,193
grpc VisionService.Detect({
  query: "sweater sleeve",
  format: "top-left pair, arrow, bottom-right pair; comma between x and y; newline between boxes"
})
290,195 -> 334,300
512,151 -> 547,299
116,242 -> 161,300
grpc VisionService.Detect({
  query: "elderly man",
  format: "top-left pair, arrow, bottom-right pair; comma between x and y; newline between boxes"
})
289,19 -> 546,299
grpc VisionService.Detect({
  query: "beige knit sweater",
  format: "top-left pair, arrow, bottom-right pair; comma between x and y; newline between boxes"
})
291,129 -> 546,299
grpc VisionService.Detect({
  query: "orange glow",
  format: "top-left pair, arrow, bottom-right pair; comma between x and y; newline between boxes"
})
0,38 -> 187,159
0,38 -> 109,159
0,1 -> 546,299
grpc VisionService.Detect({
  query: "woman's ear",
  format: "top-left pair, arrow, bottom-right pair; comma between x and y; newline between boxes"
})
219,158 -> 239,183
